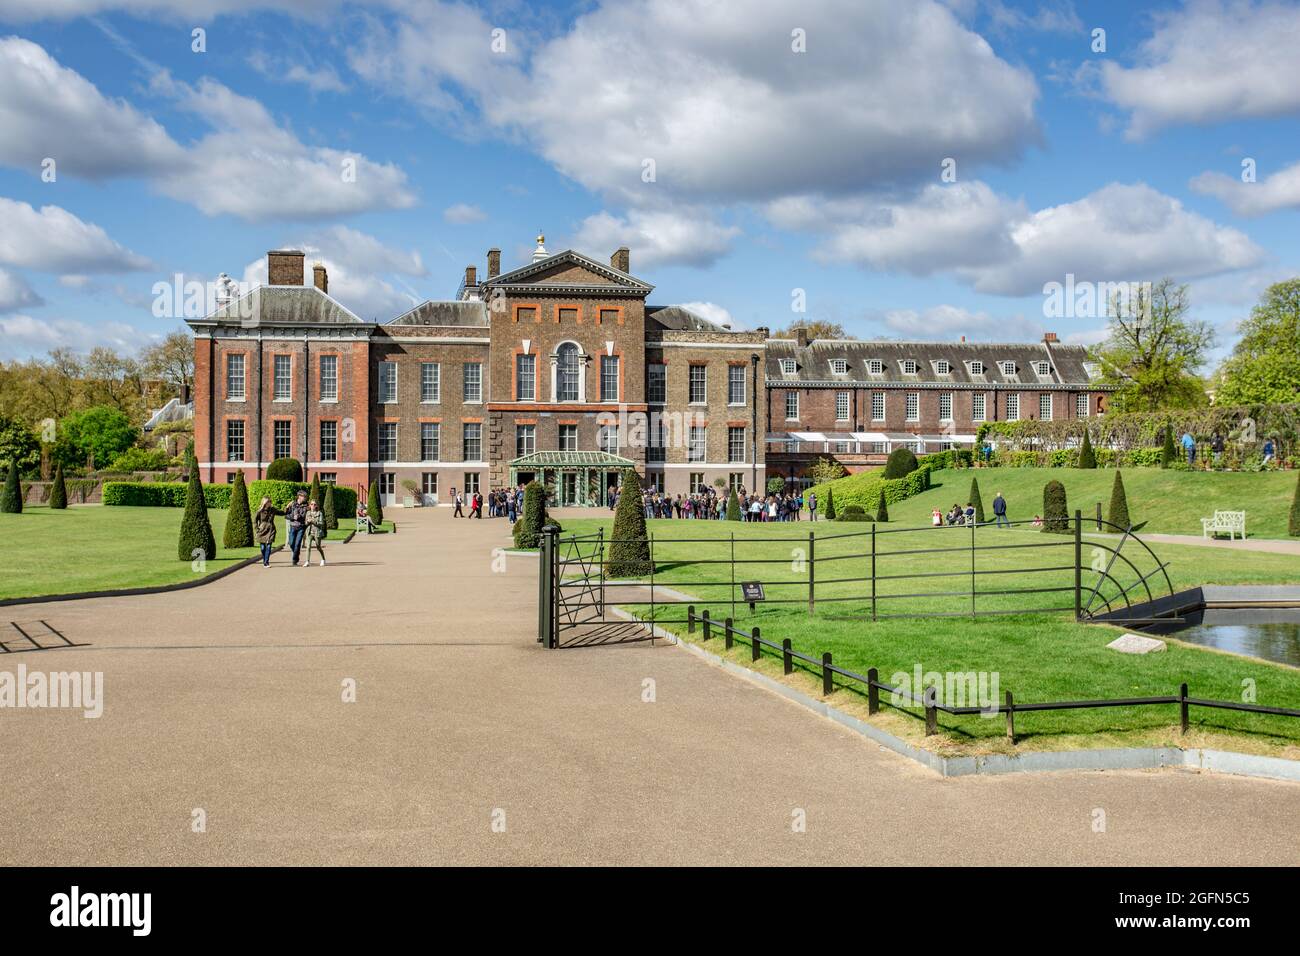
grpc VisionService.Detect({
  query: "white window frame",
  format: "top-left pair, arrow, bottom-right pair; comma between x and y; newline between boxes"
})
647,364 -> 666,404
830,359 -> 848,375
970,360 -> 985,376
972,393 -> 986,423
421,362 -> 440,403
515,423 -> 535,459
226,353 -> 245,401
225,419 -> 244,461
868,359 -> 884,375
1035,361 -> 1051,377
1006,394 -> 1020,421
835,391 -> 850,421
902,359 -> 918,375
421,422 -> 440,462
728,364 -> 746,405
935,360 -> 950,375
785,391 -> 799,420
688,365 -> 707,405
1076,392 -> 1090,417
558,424 -> 578,452
1039,393 -> 1053,421
905,393 -> 919,422
319,354 -> 338,402
779,358 -> 796,375
463,422 -> 482,462
378,361 -> 397,404
871,392 -> 885,421
515,355 -> 535,402
600,355 -> 620,403
463,362 -> 483,404
688,425 -> 706,462
939,393 -> 953,421
273,420 -> 292,459
273,355 -> 292,402
728,426 -> 746,464
319,420 -> 337,462
378,422 -> 397,462
1000,360 -> 1017,377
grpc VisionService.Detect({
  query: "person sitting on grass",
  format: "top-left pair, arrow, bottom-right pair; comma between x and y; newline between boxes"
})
932,508 -> 943,527
1032,514 -> 1043,527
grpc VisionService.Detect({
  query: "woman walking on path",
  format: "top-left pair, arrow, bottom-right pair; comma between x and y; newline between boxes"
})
253,497 -> 283,568
305,499 -> 327,566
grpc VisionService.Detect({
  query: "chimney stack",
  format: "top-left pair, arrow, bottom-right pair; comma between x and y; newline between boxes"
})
487,248 -> 501,279
1043,331 -> 1058,343
465,265 -> 477,289
756,325 -> 770,338
795,327 -> 809,348
312,262 -> 328,294
611,247 -> 630,273
267,250 -> 305,286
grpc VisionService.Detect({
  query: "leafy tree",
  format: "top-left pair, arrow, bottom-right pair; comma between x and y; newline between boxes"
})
0,416 -> 40,476
1288,470 -> 1300,537
140,331 -> 195,397
774,319 -> 846,340
48,462 -> 67,509
1108,470 -> 1131,530
607,468 -> 652,576
1078,429 -> 1096,469
367,481 -> 384,526
177,466 -> 216,561
58,405 -> 138,470
108,446 -> 173,472
1214,278 -> 1300,406
223,471 -> 253,548
766,476 -> 786,495
808,456 -> 846,485
1042,479 -> 1069,534
875,491 -> 889,523
968,476 -> 985,524
1,459 -> 22,513
823,487 -> 836,520
882,447 -> 918,479
1090,278 -> 1214,411
323,483 -> 338,530
266,458 -> 302,482
726,487 -> 741,521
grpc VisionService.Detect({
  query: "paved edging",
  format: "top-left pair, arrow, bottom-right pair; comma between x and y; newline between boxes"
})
607,607 -> 1300,784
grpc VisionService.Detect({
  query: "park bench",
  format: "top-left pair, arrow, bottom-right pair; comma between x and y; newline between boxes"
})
356,514 -> 375,534
1201,509 -> 1246,540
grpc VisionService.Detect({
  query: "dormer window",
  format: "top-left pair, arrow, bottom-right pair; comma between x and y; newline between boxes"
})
868,359 -> 884,375
902,359 -> 918,375
830,359 -> 848,375
935,360 -> 950,375
970,360 -> 985,375
1000,361 -> 1017,376
779,358 -> 796,375
1083,362 -> 1100,381
1035,361 -> 1051,376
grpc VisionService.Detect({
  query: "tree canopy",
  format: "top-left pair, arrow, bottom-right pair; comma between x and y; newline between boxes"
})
1214,278 -> 1300,407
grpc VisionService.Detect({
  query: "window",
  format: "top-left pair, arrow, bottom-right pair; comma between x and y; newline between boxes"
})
648,418 -> 666,463
1006,394 -> 1020,421
558,307 -> 577,324
647,364 -> 666,403
939,393 -> 953,421
729,473 -> 745,492
868,359 -> 884,375
557,345 -> 579,401
689,472 -> 706,494
598,425 -> 618,456
319,355 -> 338,401
645,471 -> 664,493
1039,393 -> 1053,421
515,424 -> 535,458
421,363 -> 440,403
972,393 -> 986,422
871,392 -> 885,421
1035,361 -> 1051,376
274,355 -> 292,400
728,364 -> 746,405
559,424 -> 577,452
728,426 -> 745,464
225,420 -> 244,461
378,423 -> 397,461
273,420 -> 292,459
379,473 -> 395,497
463,363 -> 482,403
779,358 -> 796,375
421,422 -> 440,461
463,472 -> 479,496
319,421 -> 337,462
319,473 -> 336,484
688,365 -> 707,404
517,306 -> 537,324
599,308 -> 618,325
902,359 -> 918,375
836,391 -> 850,421
600,355 -> 619,402
785,392 -> 799,420
688,425 -> 706,462
226,354 -> 245,400
515,355 -> 535,401
226,472 -> 237,484
1000,361 -> 1017,377
970,360 -> 985,375
421,473 -> 438,498
905,393 -> 919,422
830,359 -> 848,375
936,360 -> 950,375
378,361 -> 397,403
463,423 -> 482,461
1077,392 -> 1090,417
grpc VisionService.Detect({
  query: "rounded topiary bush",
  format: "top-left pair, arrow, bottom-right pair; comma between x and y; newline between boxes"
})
841,503 -> 865,517
223,470 -> 254,548
839,510 -> 870,521
266,457 -> 303,482
49,463 -> 68,510
882,447 -> 919,480
1109,469 -> 1131,531
514,481 -> 548,548
1042,479 -> 1069,534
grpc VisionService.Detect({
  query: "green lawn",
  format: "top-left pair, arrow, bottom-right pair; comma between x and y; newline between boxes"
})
554,514 -> 1300,755
0,506 -> 377,601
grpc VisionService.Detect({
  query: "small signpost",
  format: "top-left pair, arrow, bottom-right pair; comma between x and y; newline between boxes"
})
740,581 -> 765,611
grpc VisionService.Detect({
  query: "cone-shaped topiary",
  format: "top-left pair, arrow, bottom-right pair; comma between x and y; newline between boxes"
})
515,481 -> 548,548
267,457 -> 302,481
607,468 -> 652,577
48,462 -> 67,509
1108,469 -> 1131,531
367,481 -> 384,526
1161,426 -> 1177,468
1,460 -> 22,513
968,476 -> 985,524
323,482 -> 338,530
178,466 -> 217,561
875,491 -> 889,523
223,470 -> 254,548
726,487 -> 741,521
882,447 -> 919,479
823,486 -> 836,520
1078,429 -> 1096,469
309,473 -> 322,508
1286,470 -> 1300,537
1042,479 -> 1069,534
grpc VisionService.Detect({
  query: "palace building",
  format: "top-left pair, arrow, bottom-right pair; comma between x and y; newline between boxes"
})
188,238 -> 1110,505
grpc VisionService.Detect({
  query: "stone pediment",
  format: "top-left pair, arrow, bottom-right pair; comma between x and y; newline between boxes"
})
488,250 -> 653,295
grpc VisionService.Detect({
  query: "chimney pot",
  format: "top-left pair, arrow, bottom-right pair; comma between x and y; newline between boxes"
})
487,248 -> 501,279
611,247 -> 630,273
465,265 -> 477,288
267,249 -> 305,286
312,262 -> 328,294
1043,331 -> 1058,343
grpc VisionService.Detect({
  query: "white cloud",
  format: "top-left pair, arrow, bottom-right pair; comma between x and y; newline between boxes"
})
0,313 -> 152,358
0,197 -> 152,273
247,49 -> 348,94
1098,0 -> 1300,138
443,203 -> 487,224
0,0 -> 324,19
303,225 -> 427,277
572,207 -> 740,269
877,304 -> 1044,341
984,0 -> 1082,34
1190,159 -> 1300,216
674,301 -> 738,330
0,267 -> 42,312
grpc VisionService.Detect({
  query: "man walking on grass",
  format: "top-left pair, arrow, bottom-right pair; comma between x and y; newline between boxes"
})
992,491 -> 1009,528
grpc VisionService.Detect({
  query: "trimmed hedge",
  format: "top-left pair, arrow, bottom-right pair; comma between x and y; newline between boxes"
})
841,504 -> 865,517
266,458 -> 302,481
103,477 -> 357,517
1043,479 -> 1069,534
882,447 -> 919,479
250,480 -> 357,517
807,464 -> 932,518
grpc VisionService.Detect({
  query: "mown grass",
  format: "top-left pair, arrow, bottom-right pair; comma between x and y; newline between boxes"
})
555,514 -> 1300,754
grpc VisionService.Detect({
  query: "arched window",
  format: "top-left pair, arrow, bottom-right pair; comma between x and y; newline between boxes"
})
557,342 -> 581,401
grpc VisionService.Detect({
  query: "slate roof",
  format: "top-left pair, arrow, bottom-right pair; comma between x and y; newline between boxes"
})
647,305 -> 731,332
205,286 -> 364,325
765,338 -> 1102,388
387,300 -> 489,327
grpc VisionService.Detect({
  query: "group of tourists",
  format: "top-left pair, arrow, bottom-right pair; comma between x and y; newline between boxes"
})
452,486 -> 525,522
253,489 -> 327,567
1183,432 -> 1275,469
930,491 -> 1014,529
631,487 -> 817,522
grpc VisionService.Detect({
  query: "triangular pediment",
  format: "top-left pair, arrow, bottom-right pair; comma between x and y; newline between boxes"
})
488,250 -> 653,293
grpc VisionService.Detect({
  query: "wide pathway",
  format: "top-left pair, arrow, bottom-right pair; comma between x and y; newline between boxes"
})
2,508 -> 1297,865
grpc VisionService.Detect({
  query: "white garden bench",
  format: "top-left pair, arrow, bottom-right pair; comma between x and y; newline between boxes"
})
1201,510 -> 1246,540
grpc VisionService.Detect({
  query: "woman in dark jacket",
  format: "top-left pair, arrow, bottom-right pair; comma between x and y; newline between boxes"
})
253,496 -> 283,568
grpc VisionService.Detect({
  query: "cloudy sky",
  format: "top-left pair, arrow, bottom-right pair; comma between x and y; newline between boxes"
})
1,0 -> 1298,361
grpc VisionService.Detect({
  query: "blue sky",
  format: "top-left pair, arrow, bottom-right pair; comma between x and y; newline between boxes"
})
1,0 -> 1298,365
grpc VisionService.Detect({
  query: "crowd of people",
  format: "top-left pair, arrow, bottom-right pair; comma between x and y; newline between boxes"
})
628,487 -> 818,522
252,488 -> 328,567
